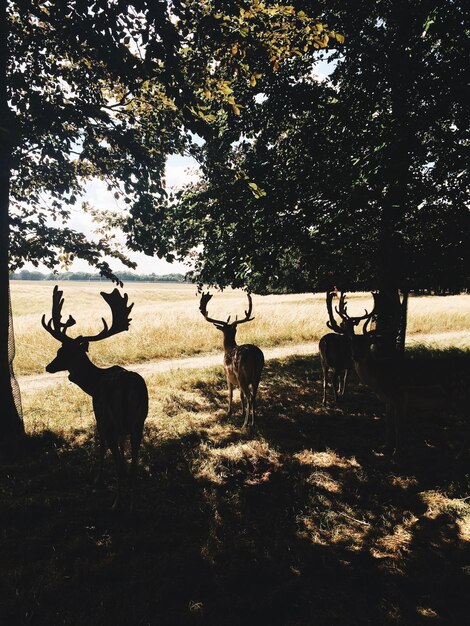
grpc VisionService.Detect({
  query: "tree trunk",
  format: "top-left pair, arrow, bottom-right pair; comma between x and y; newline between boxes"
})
0,0 -> 24,442
376,9 -> 412,356
396,290 -> 408,355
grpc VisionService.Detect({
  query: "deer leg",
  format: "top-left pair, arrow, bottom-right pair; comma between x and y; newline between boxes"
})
384,402 -> 400,455
394,395 -> 407,455
241,392 -> 249,428
251,381 -> 260,426
241,389 -> 247,423
94,423 -> 106,486
384,402 -> 394,452
227,381 -> 234,417
239,383 -> 252,428
332,371 -> 339,404
245,386 -> 254,427
109,438 -> 125,510
340,369 -> 348,399
129,427 -> 143,513
322,366 -> 328,406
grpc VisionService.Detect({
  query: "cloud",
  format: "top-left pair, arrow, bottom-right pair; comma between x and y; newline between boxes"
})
22,155 -> 200,276
165,154 -> 200,189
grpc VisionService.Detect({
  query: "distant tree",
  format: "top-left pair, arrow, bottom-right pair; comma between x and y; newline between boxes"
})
1,1 -> 336,440
139,0 -> 468,353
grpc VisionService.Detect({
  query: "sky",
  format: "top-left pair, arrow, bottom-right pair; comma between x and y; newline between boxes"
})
25,55 -> 334,277
43,153 -> 200,276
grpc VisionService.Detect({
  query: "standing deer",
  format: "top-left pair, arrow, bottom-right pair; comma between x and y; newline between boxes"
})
199,292 -> 264,427
336,292 -> 460,454
42,286 -> 148,509
319,291 -> 370,405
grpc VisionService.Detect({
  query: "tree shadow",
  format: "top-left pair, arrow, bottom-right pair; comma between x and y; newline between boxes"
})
1,350 -> 469,624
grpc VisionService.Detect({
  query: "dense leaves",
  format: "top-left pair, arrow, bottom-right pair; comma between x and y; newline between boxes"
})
7,0 -> 181,278
5,0 -> 337,279
139,0 -> 469,293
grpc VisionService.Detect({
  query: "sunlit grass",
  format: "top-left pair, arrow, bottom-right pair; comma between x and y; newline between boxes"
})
19,352 -> 470,554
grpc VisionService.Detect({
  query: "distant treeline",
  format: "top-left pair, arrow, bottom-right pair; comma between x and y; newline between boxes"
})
10,270 -> 187,283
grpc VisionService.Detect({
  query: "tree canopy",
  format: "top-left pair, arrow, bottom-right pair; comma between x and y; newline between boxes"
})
5,0 -> 339,279
1,0 -> 340,437
139,0 -> 469,295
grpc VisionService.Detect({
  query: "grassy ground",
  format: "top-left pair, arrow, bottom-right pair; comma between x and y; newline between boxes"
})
2,349 -> 470,625
11,282 -> 470,376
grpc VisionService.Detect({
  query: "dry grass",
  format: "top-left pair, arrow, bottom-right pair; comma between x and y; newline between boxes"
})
5,282 -> 470,622
3,351 -> 470,625
10,281 -> 470,376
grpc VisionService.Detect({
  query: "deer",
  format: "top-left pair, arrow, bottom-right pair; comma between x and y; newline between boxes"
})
42,285 -> 148,510
319,291 -> 371,405
199,292 -> 264,428
336,292 -> 461,455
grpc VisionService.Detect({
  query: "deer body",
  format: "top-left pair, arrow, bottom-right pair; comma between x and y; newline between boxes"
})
43,287 -> 148,509
319,292 -> 370,406
224,343 -> 264,426
350,334 -> 449,453
200,293 -> 264,427
336,292 -> 463,454
319,333 -> 351,405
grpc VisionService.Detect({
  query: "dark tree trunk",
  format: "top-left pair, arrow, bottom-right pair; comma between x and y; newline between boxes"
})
376,7 -> 412,356
396,290 -> 409,355
0,0 -> 24,442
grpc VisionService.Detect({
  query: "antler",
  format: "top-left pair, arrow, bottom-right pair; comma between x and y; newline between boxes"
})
41,285 -> 76,342
335,292 -> 373,328
325,291 -> 344,334
232,293 -> 254,326
79,289 -> 134,342
362,292 -> 379,335
199,292 -> 255,328
199,292 -> 227,328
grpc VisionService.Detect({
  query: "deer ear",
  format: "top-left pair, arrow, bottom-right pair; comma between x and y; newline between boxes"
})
80,340 -> 90,352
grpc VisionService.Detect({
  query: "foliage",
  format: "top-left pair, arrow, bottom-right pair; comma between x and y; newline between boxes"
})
2,0 -> 338,433
138,0 -> 469,293
6,0 -> 179,279
5,0 -> 339,279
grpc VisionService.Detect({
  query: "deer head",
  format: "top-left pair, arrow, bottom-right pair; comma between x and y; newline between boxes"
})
333,291 -> 378,359
42,285 -> 134,372
199,292 -> 254,345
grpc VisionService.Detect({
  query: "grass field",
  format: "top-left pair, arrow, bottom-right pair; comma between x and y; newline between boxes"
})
2,282 -> 470,624
10,281 -> 470,377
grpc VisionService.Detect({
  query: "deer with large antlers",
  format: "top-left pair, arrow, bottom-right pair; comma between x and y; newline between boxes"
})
42,286 -> 148,509
199,292 -> 264,427
319,291 -> 371,405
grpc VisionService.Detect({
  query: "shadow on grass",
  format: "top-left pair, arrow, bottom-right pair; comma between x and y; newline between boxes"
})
1,349 -> 470,625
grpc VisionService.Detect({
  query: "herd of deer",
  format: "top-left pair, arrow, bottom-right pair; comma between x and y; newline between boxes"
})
42,286 -> 468,509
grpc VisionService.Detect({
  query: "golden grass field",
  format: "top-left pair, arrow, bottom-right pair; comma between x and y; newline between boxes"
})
2,282 -> 470,624
11,281 -> 470,377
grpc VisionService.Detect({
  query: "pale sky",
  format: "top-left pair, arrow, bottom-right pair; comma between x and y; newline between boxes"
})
23,55 -> 334,277
28,153 -> 200,276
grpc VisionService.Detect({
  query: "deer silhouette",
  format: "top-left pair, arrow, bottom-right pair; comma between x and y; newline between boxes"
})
42,286 -> 148,510
200,292 -> 264,427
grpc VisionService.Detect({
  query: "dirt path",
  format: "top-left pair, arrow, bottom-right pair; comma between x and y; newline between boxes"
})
18,342 -> 316,394
18,330 -> 469,395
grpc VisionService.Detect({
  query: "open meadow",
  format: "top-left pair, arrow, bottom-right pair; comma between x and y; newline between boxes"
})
10,281 -> 470,377
2,282 -> 470,624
